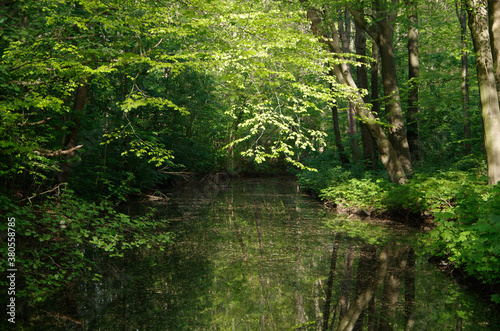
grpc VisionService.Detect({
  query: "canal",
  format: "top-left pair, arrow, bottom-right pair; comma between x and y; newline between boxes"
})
22,177 -> 500,330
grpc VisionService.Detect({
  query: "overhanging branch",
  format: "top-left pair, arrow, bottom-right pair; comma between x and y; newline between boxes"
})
34,145 -> 83,157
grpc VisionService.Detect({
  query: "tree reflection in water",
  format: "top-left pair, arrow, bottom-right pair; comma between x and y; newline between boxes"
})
17,178 -> 500,330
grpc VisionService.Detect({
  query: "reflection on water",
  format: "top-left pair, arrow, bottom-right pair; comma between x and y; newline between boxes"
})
21,178 -> 500,330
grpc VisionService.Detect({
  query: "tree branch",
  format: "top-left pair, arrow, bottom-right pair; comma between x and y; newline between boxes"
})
34,145 -> 83,157
348,7 -> 379,42
18,117 -> 52,126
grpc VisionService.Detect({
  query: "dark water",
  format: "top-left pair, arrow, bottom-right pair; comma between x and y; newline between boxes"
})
19,178 -> 500,330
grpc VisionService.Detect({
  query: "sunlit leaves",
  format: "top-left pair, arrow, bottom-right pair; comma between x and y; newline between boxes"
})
196,0 -> 333,168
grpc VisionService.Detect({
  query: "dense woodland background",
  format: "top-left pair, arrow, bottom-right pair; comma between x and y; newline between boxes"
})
1,0 -> 499,308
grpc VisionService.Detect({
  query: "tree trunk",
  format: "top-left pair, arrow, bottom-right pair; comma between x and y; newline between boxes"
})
355,16 -> 377,168
303,5 -> 407,183
456,0 -> 472,155
406,0 -> 420,162
371,43 -> 381,117
332,103 -> 351,164
339,11 -> 361,162
350,2 -> 414,176
370,41 -> 382,172
227,109 -> 244,171
488,0 -> 500,100
58,81 -> 88,183
466,0 -> 500,184
378,18 -> 413,175
347,105 -> 360,161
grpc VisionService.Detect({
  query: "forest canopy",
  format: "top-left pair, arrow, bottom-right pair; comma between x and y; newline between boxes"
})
1,0 -> 498,190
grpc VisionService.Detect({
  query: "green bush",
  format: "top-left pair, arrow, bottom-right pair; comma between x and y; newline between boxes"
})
430,183 -> 500,287
296,151 -> 350,193
320,177 -> 389,212
384,170 -> 474,215
316,169 -> 482,217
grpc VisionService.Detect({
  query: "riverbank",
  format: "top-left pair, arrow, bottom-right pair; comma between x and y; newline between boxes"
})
297,167 -> 500,304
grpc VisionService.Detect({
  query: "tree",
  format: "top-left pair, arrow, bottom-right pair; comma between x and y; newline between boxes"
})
339,10 -> 361,162
206,0 -> 330,171
456,0 -> 473,155
355,14 -> 378,168
465,0 -> 500,184
300,3 -> 408,183
406,0 -> 420,161
349,0 -> 414,175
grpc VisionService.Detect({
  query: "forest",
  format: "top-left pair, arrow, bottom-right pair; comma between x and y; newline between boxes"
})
1,0 -> 500,326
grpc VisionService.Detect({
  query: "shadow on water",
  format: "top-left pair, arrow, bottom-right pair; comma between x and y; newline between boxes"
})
13,178 -> 500,330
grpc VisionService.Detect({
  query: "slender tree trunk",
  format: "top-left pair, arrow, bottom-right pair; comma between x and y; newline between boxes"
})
58,80 -> 88,183
227,109 -> 244,171
355,16 -> 377,168
457,0 -> 472,154
332,103 -> 351,164
371,43 -> 381,117
339,10 -> 361,162
456,304 -> 463,331
466,0 -> 500,184
347,104 -> 360,161
370,43 -> 382,170
331,69 -> 350,164
406,0 -> 420,162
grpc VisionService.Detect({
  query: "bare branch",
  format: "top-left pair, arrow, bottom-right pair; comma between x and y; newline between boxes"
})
18,117 -> 52,126
34,144 -> 83,157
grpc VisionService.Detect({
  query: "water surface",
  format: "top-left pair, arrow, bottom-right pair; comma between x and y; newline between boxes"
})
23,178 -> 500,330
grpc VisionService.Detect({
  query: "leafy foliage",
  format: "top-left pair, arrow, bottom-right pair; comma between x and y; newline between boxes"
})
0,189 -> 173,301
1,0 -> 499,310
430,184 -> 500,287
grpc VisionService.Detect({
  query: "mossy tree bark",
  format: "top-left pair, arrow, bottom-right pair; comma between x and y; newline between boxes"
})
466,0 -> 500,184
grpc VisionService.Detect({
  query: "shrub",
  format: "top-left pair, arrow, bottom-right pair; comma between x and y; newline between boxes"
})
296,151 -> 349,193
320,177 -> 389,212
430,183 -> 500,286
